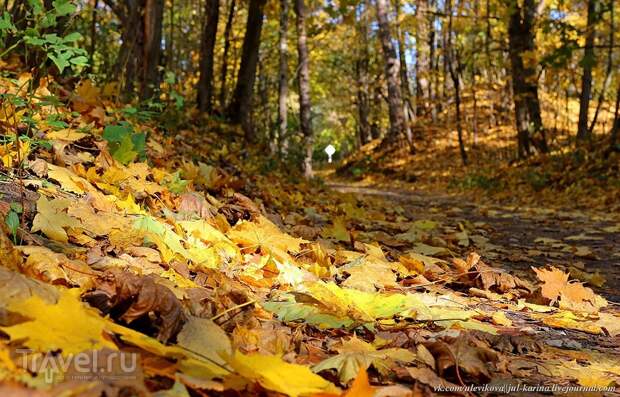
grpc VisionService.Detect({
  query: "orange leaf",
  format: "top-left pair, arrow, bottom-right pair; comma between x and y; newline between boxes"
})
343,368 -> 374,397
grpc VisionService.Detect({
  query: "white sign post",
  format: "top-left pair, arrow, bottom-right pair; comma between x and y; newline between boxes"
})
324,144 -> 336,163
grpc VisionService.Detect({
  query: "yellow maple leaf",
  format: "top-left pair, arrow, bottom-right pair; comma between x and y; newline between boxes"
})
0,289 -> 117,354
47,164 -> 95,194
31,196 -> 81,243
228,216 -> 306,263
17,246 -> 93,288
227,351 -> 340,397
46,129 -> 88,142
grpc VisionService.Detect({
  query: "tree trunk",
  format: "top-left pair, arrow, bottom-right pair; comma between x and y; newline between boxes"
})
89,0 -> 98,67
576,0 -> 598,143
227,0 -> 267,140
218,0 -> 236,109
446,0 -> 467,165
105,0 -> 163,100
588,0 -> 612,135
395,0 -> 415,151
355,2 -> 372,145
110,0 -> 143,98
414,0 -> 425,116
142,0 -> 164,100
294,0 -> 314,178
197,0 -> 220,113
428,0 -> 437,123
607,85 -> 620,154
507,0 -> 547,158
375,0 -> 408,146
277,0 -> 289,153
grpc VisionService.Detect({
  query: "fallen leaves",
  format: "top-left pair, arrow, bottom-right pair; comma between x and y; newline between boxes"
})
83,269 -> 187,342
533,266 -> 607,313
0,289 -> 117,354
31,196 -> 80,243
313,336 -> 416,384
227,351 -> 340,397
1,78 -> 619,396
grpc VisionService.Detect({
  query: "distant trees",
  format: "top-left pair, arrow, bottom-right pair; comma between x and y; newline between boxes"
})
44,0 -> 618,166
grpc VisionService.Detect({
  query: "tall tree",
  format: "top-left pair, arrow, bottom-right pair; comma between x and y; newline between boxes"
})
375,0 -> 409,147
142,0 -> 164,99
588,0 -> 613,135
226,0 -> 267,139
294,0 -> 314,178
105,0 -> 164,100
197,0 -> 220,113
446,0 -> 467,165
576,0 -> 598,143
395,0 -> 415,147
507,0 -> 547,158
608,85 -> 620,155
355,2 -> 372,146
276,0 -> 289,153
218,0 -> 236,109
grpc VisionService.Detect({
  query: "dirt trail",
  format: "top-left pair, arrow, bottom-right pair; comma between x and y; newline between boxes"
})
329,182 -> 620,302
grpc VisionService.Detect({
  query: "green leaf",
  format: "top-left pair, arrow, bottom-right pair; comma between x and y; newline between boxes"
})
52,0 -> 76,16
5,211 -> 20,242
26,0 -> 44,14
0,12 -> 16,31
48,52 -> 70,73
103,123 -> 133,142
69,55 -> 88,66
131,132 -> 146,159
9,202 -> 23,214
63,32 -> 82,42
112,134 -> 138,165
164,171 -> 189,194
24,35 -> 45,46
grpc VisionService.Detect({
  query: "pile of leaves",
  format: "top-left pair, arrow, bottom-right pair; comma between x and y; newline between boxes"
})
0,75 -> 619,396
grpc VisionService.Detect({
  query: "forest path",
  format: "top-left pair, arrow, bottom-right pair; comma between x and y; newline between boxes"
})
328,182 -> 620,302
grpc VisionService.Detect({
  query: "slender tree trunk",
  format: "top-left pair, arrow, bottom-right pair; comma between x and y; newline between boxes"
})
197,0 -> 219,113
589,0 -> 613,135
414,0 -> 425,116
446,0 -> 467,165
607,85 -> 620,154
227,0 -> 267,140
576,0 -> 598,143
375,0 -> 409,147
294,0 -> 314,178
89,0 -> 98,66
219,0 -> 236,109
507,0 -> 547,158
355,2 -> 371,145
428,0 -> 437,122
277,0 -> 289,153
168,0 -> 174,70
142,0 -> 164,100
395,0 -> 415,150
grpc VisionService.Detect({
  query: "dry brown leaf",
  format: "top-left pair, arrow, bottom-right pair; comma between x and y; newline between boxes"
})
83,269 -> 187,342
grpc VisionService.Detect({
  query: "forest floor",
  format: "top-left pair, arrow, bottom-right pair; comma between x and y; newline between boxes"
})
1,77 -> 620,396
327,181 -> 620,302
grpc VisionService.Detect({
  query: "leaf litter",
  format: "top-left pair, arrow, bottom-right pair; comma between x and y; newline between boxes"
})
0,77 -> 619,396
